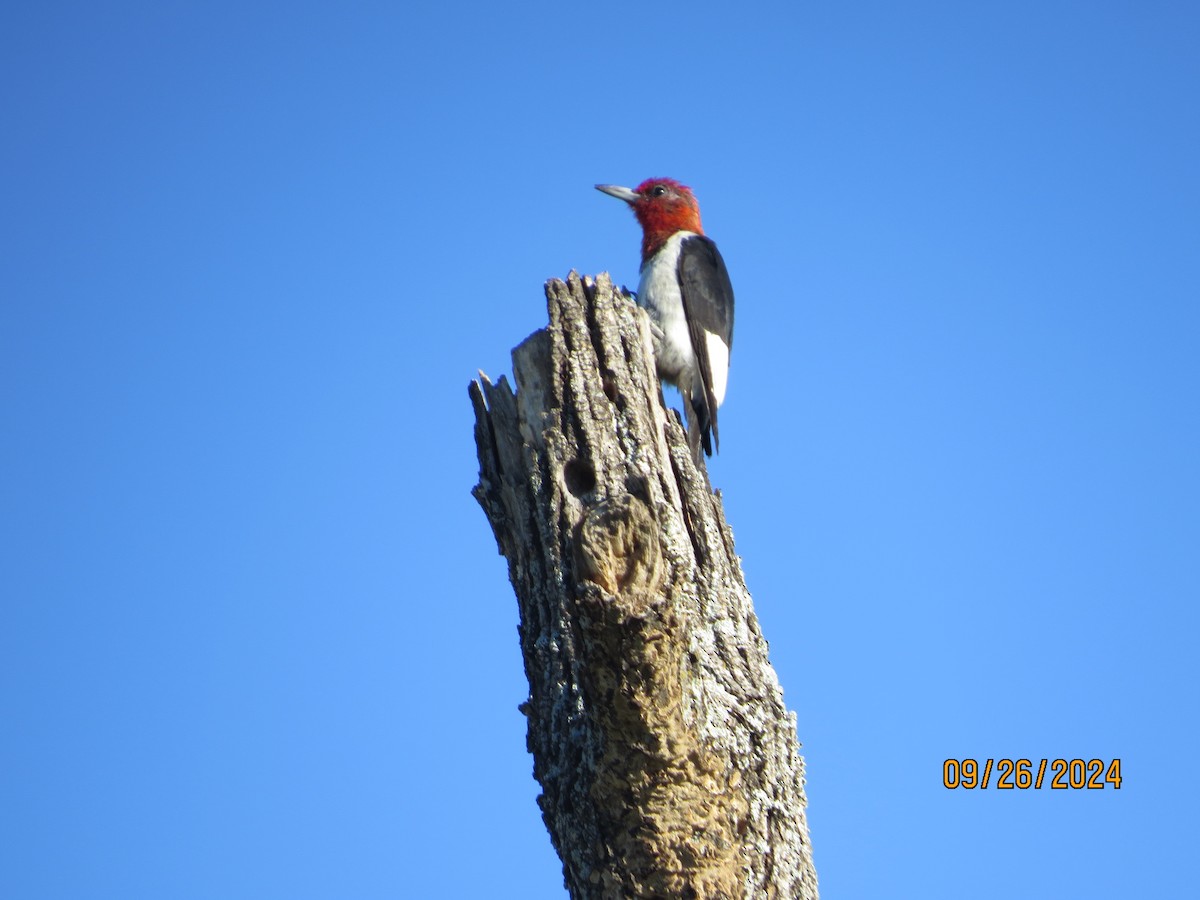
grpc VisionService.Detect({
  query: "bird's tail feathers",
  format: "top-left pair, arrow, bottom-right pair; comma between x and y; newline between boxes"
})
696,400 -> 715,458
684,387 -> 717,463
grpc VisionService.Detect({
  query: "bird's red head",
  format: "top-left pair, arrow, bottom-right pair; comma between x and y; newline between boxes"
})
596,178 -> 705,263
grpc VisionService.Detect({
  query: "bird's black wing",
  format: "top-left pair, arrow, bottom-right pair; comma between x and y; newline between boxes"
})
677,235 -> 735,455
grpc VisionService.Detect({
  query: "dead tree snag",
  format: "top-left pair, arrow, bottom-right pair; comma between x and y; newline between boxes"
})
470,272 -> 817,899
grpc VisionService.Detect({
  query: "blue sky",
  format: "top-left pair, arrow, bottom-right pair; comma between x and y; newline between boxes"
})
2,1 -> 1197,897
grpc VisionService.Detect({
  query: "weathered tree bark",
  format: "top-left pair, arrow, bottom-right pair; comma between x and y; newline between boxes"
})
469,272 -> 818,900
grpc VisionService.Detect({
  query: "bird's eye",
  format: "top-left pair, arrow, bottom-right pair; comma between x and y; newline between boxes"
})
651,185 -> 668,197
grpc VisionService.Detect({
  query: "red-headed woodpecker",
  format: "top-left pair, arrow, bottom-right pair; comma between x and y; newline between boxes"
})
596,178 -> 735,461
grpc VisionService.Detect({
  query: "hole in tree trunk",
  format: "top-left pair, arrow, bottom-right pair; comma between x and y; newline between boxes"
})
564,458 -> 596,497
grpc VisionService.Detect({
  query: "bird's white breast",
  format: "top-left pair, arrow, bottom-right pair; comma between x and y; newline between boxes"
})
638,232 -> 695,385
637,231 -> 728,406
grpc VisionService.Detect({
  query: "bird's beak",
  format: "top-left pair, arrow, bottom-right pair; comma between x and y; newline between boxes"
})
595,184 -> 639,204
